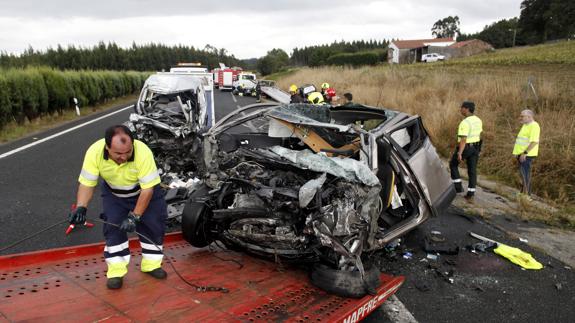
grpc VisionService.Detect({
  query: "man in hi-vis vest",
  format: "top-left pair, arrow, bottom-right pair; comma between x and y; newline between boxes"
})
450,101 -> 483,201
513,109 -> 540,198
68,125 -> 168,289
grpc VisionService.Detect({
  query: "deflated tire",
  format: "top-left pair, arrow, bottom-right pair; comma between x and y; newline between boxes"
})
181,185 -> 211,247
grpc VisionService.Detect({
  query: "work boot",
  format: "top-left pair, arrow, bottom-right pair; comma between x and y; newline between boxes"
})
144,268 -> 167,279
464,193 -> 474,203
454,182 -> 463,193
107,277 -> 123,289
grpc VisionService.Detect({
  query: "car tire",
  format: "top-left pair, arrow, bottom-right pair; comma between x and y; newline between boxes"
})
181,185 -> 212,248
309,264 -> 381,298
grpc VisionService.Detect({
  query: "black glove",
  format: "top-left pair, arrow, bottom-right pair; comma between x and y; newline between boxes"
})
68,206 -> 87,225
119,211 -> 140,233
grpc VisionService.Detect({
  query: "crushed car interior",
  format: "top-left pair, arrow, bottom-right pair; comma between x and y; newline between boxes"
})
129,90 -> 455,297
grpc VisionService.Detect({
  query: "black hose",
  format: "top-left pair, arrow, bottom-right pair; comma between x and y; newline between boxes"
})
93,218 -> 229,293
0,219 -> 69,253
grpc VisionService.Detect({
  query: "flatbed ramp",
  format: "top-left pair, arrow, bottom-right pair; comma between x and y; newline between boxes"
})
0,233 -> 404,322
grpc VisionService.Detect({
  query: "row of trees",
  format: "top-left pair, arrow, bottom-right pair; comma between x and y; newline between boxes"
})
0,42 -> 242,71
0,67 -> 148,128
445,0 -> 573,48
291,40 -> 390,67
256,40 -> 390,75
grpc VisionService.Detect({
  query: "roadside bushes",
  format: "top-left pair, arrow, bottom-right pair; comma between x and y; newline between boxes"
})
0,67 -> 148,129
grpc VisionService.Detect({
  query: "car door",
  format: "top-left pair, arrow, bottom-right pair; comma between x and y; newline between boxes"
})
384,116 -> 455,215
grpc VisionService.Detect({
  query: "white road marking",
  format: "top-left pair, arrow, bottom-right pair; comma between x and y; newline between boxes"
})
0,105 -> 133,160
230,92 -> 237,103
381,295 -> 418,323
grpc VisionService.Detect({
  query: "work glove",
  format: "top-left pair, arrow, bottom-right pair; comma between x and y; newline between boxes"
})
119,211 -> 140,233
68,206 -> 87,225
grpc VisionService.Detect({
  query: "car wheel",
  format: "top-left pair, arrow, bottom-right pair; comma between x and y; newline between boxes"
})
181,185 -> 212,248
309,264 -> 381,298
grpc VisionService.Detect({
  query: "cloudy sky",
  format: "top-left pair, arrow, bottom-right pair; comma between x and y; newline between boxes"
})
0,0 -> 521,59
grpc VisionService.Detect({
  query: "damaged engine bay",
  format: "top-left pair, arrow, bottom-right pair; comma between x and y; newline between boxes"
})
128,96 -> 455,296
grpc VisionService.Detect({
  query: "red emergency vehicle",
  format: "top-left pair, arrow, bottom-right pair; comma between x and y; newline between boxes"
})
218,67 -> 242,91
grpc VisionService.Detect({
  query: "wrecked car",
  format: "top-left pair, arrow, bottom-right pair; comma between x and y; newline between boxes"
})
125,72 -> 214,222
180,102 -> 455,297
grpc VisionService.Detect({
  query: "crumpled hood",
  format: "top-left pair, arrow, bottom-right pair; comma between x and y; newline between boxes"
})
267,146 -> 380,186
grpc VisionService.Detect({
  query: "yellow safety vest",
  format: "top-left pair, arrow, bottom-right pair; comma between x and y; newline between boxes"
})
457,115 -> 482,143
78,139 -> 160,197
513,121 -> 540,156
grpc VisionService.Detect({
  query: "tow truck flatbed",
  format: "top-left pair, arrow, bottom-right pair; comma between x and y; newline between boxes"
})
0,233 -> 404,322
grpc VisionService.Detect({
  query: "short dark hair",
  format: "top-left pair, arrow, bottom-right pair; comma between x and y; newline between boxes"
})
105,125 -> 134,147
461,101 -> 475,113
344,93 -> 353,101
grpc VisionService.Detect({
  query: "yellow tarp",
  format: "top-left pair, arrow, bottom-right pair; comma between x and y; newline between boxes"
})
494,244 -> 543,270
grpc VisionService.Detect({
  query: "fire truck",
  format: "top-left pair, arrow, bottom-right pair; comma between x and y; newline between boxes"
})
217,67 -> 242,91
0,232 -> 404,322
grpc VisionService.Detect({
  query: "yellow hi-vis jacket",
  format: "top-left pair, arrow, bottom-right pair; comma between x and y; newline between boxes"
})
457,115 -> 483,143
78,139 -> 160,198
513,121 -> 540,157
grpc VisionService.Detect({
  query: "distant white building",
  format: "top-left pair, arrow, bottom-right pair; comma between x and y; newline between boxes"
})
388,38 -> 455,64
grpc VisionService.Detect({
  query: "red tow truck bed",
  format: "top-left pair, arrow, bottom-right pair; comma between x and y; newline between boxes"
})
0,233 -> 404,322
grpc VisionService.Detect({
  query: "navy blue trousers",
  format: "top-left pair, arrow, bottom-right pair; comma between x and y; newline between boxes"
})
100,184 -> 167,276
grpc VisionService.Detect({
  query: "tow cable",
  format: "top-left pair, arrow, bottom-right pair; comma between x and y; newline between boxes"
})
0,219 -> 229,294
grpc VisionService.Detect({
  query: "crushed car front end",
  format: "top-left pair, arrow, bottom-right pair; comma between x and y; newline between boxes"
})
181,103 -> 455,296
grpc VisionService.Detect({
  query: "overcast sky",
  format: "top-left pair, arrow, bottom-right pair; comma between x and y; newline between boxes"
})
0,0 -> 521,59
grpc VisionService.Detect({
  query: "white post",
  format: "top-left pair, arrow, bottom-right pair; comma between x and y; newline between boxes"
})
73,98 -> 80,116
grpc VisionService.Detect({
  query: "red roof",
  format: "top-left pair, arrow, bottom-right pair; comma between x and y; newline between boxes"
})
392,38 -> 454,49
449,40 -> 475,48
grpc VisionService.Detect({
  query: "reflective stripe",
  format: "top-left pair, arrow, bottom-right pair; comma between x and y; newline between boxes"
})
107,182 -> 139,190
104,241 -> 129,254
141,242 -> 163,252
80,169 -> 98,181
139,171 -> 160,185
452,179 -> 462,183
515,136 -> 530,144
111,191 -> 141,198
106,255 -> 131,264
467,188 -> 476,192
141,253 -> 164,261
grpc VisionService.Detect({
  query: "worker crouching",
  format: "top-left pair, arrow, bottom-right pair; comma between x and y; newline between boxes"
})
68,125 -> 168,289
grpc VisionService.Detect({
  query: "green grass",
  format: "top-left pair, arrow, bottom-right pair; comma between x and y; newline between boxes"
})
444,40 -> 575,66
264,68 -> 300,81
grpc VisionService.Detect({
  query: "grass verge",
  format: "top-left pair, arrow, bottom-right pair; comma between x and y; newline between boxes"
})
264,68 -> 300,81
0,95 -> 137,143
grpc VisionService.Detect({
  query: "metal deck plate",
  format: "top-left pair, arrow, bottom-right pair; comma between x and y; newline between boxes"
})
0,233 -> 404,322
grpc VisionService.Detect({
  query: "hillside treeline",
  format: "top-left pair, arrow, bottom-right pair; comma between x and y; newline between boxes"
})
0,42 -> 242,71
459,0 -> 574,48
290,39 -> 390,67
0,67 -> 149,129
257,39 -> 390,75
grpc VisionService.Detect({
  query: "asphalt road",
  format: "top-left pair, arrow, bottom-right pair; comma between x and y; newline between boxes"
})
0,90 -> 258,255
1,90 -> 573,322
